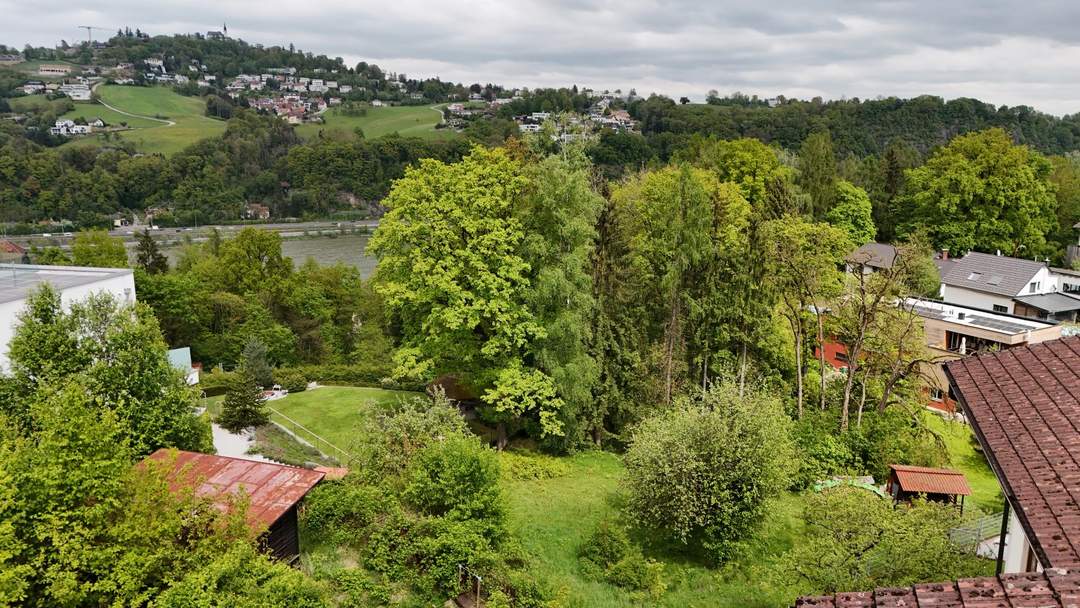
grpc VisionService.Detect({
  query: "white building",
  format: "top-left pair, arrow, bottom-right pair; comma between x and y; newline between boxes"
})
939,251 -> 1061,314
58,83 -> 91,101
49,120 -> 92,136
0,264 -> 135,373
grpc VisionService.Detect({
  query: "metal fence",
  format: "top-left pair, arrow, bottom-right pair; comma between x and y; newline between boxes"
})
950,512 -> 1002,548
266,405 -> 353,464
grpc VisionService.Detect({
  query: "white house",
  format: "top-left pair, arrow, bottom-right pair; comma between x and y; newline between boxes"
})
49,120 -> 92,136
939,251 -> 1058,314
0,264 -> 135,373
58,83 -> 91,101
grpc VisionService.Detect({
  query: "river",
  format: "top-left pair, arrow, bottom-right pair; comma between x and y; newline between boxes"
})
162,233 -> 378,278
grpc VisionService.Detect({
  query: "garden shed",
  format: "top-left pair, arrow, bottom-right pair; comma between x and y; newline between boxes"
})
886,464 -> 971,512
144,449 -> 325,562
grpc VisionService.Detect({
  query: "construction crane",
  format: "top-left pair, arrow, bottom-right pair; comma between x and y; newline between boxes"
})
78,26 -> 107,45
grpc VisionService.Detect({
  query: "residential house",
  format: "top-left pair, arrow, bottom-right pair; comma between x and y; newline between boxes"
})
37,64 -> 72,76
144,449 -> 325,562
58,83 -> 91,101
798,336 -> 1080,607
0,264 -> 135,372
846,242 -> 898,275
49,119 -> 92,136
339,85 -> 352,94
939,251 -> 1055,314
166,347 -> 200,385
904,297 -> 1060,411
243,203 -> 271,220
20,81 -> 45,95
0,54 -> 21,65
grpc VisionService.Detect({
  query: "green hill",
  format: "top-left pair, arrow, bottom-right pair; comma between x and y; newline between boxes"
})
62,85 -> 226,155
295,104 -> 452,140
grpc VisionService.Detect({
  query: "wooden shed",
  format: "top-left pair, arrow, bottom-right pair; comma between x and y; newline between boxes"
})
144,449 -> 325,562
886,464 -> 972,512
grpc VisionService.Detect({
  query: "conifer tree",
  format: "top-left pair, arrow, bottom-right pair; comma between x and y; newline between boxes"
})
218,368 -> 268,432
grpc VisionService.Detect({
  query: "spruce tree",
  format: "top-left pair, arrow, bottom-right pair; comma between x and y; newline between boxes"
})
217,368 -> 269,432
240,338 -> 274,388
135,229 -> 169,274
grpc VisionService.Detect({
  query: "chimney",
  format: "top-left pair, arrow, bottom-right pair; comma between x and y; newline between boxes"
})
941,248 -> 949,261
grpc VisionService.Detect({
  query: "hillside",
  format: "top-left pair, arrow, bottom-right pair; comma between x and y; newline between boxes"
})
295,104 -> 451,141
65,85 -> 227,155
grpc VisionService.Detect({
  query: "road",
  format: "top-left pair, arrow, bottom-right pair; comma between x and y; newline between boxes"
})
8,220 -> 381,246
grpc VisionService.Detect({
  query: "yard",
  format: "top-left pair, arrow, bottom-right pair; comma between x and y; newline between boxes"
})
295,104 -> 452,141
263,386 -> 422,455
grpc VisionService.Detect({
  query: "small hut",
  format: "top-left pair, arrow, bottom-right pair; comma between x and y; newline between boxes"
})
145,449 -> 325,562
886,464 -> 972,512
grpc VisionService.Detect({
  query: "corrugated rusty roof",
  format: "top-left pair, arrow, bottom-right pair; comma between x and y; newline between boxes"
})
889,464 -> 972,496
145,449 -> 324,530
944,336 -> 1080,569
795,568 -> 1080,607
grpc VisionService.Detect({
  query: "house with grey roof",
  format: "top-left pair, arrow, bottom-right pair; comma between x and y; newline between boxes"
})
939,251 -> 1074,316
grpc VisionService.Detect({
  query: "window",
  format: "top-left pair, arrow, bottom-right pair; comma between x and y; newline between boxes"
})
968,272 -> 982,281
930,388 -> 944,401
1029,281 -> 1041,293
993,304 -> 1008,313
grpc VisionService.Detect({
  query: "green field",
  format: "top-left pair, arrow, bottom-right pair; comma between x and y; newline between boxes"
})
8,95 -> 67,113
64,85 -> 227,155
264,386 -> 422,454
60,104 -> 160,129
295,104 -> 451,140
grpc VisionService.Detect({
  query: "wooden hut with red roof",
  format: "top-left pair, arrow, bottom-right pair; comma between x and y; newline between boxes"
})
145,449 -> 325,562
885,464 -> 972,511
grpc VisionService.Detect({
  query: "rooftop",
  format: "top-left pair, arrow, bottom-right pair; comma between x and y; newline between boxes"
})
0,263 -> 133,305
889,464 -> 972,496
847,242 -> 897,270
941,251 -> 1046,297
1013,292 -> 1080,314
944,336 -> 1080,568
145,449 -> 325,530
795,568 -> 1080,607
903,297 -> 1055,336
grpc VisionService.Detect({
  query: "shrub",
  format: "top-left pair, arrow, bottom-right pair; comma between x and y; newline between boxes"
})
623,379 -> 795,563
578,519 -> 665,599
498,450 -> 570,481
405,436 -> 506,534
275,368 -> 308,393
352,392 -> 467,479
199,368 -> 237,397
301,479 -> 389,544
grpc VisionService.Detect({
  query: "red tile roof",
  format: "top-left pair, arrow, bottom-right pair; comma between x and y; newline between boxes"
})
944,336 -> 1080,568
795,568 -> 1080,607
889,464 -> 972,496
145,449 -> 324,530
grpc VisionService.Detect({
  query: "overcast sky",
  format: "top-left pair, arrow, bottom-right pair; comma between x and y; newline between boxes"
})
4,0 -> 1080,115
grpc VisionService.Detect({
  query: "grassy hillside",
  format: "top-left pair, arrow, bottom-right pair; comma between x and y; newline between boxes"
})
64,85 -> 227,155
295,104 -> 451,140
266,386 -> 422,452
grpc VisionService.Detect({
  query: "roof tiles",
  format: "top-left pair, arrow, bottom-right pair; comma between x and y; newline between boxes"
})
941,252 -> 1046,297
796,568 -> 1080,607
890,465 -> 972,496
944,336 -> 1080,569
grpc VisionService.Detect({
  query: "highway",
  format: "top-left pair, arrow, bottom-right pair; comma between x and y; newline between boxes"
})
6,220 -> 381,247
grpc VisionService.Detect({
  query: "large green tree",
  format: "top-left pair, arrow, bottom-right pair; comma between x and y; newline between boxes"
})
369,147 -> 562,446
71,229 -> 128,268
797,131 -> 838,218
826,181 -> 876,247
899,128 -> 1058,256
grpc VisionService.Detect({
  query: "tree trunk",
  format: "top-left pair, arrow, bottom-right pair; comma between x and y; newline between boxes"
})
592,424 -> 602,447
662,292 -> 681,405
856,368 -> 870,428
839,344 -> 860,432
817,311 -> 827,410
790,316 -> 804,420
496,422 -> 507,451
738,342 -> 748,398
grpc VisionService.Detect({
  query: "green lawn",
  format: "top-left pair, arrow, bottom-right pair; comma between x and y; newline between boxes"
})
69,85 -> 227,155
8,95 -> 67,113
265,386 -> 422,454
295,104 -> 452,141
925,414 -> 1003,514
505,451 -> 803,607
60,104 -> 160,129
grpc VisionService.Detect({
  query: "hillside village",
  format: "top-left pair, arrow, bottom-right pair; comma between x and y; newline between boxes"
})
3,18 -> 1080,608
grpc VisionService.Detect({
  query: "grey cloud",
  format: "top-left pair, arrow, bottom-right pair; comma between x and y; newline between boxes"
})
3,0 -> 1080,114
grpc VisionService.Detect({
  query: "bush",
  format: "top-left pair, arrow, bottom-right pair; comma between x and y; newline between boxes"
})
498,450 -> 570,481
578,519 -> 666,599
199,368 -> 236,397
352,392 -> 468,479
623,379 -> 794,563
276,369 -> 308,393
405,436 -> 506,534
282,363 -> 421,391
301,479 -> 389,544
